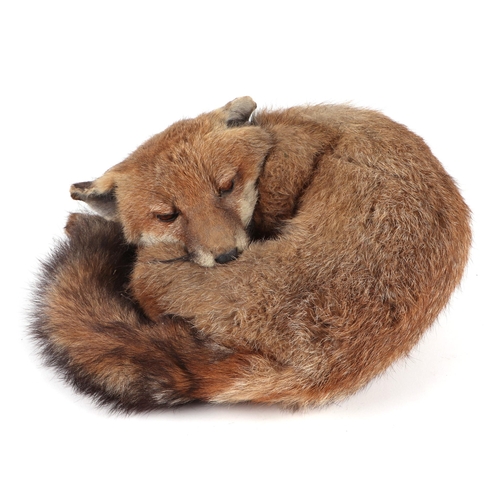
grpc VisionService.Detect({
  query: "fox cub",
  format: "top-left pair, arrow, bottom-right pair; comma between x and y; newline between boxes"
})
31,97 -> 471,411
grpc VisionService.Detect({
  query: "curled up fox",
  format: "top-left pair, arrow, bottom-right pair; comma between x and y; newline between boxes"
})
31,97 -> 471,411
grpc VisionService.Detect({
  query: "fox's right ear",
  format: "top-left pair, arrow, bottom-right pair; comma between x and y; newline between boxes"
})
70,173 -> 118,220
223,96 -> 257,127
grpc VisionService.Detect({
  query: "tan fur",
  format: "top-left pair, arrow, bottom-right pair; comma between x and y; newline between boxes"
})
32,97 -> 471,410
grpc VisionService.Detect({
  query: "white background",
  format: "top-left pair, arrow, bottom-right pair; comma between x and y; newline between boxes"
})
1,1 -> 498,498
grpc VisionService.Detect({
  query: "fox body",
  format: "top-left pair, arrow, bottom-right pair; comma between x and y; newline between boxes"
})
32,98 -> 471,411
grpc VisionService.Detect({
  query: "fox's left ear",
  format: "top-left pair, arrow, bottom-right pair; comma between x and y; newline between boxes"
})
70,171 -> 118,220
222,96 -> 257,127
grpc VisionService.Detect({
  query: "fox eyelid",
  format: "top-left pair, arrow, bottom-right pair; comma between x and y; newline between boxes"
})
156,212 -> 179,223
218,179 -> 235,197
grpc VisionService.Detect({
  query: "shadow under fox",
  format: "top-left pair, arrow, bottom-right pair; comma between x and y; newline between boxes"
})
31,97 -> 471,411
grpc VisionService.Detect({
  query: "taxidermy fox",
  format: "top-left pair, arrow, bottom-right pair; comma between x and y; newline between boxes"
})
31,97 -> 471,411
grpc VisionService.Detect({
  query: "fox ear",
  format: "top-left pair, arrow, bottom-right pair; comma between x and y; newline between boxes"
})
223,96 -> 257,127
70,174 -> 118,220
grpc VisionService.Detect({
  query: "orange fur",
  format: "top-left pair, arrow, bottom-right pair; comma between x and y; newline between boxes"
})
31,98 -> 471,410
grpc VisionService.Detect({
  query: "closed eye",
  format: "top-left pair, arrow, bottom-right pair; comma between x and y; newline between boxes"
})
156,212 -> 179,223
218,178 -> 235,196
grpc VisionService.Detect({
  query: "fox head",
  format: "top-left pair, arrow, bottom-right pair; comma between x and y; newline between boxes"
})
70,97 -> 274,267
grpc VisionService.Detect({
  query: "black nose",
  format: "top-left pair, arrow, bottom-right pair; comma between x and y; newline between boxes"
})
215,248 -> 239,264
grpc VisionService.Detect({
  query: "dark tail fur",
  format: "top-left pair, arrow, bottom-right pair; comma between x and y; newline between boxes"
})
30,214 -> 258,412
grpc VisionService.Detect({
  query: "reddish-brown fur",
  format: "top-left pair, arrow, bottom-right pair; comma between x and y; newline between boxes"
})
31,98 -> 471,411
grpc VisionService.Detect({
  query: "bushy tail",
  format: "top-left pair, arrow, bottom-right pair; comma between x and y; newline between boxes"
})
30,214 -> 263,412
31,209 -> 470,412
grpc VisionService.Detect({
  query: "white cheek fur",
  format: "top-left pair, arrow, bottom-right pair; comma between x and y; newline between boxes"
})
139,232 -> 180,246
239,181 -> 258,226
